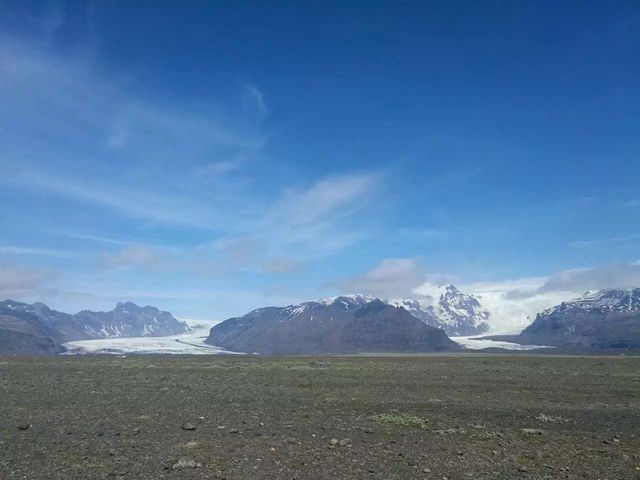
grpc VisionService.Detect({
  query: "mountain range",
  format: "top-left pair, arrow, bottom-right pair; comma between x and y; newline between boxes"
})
3,286 -> 639,356
205,296 -> 461,354
0,300 -> 189,355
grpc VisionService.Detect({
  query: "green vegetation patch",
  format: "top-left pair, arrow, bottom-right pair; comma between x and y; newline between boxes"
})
369,412 -> 427,428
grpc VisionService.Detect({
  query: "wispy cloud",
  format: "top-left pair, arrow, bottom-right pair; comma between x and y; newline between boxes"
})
101,246 -> 172,270
569,233 -> 640,248
0,262 -> 54,299
0,245 -> 78,258
261,256 -> 303,274
5,167 -> 220,229
242,81 -> 269,117
56,232 -> 181,252
188,171 -> 384,273
620,199 -> 640,208
262,171 -> 383,251
0,38 -> 266,231
398,227 -> 447,240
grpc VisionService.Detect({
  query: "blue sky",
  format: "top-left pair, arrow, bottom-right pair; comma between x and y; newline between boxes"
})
1,1 -> 639,319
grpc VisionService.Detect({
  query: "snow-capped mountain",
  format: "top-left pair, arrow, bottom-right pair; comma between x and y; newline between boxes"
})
505,288 -> 640,348
277,294 -> 375,321
0,300 -> 190,355
74,301 -> 189,338
235,288 -> 490,338
389,285 -> 490,336
538,288 -> 640,317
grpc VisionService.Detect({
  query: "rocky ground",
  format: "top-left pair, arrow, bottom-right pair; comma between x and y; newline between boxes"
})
1,354 -> 639,479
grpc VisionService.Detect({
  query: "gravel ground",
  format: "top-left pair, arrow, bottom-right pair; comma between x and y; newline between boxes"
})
1,354 -> 639,479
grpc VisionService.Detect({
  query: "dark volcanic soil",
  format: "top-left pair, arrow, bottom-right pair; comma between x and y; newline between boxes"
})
1,354 -> 639,479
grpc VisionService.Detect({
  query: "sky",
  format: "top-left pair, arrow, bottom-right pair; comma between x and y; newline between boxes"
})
1,1 -> 639,326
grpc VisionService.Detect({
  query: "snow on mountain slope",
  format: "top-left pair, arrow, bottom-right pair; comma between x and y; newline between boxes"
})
541,288 -> 640,316
278,295 -> 375,321
448,278 -> 582,334
510,288 -> 640,348
390,285 -> 490,336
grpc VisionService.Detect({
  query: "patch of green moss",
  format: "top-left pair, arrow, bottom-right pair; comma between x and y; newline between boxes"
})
369,413 -> 427,428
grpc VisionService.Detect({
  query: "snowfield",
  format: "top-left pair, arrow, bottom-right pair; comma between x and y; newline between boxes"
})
452,336 -> 553,350
62,318 -> 243,355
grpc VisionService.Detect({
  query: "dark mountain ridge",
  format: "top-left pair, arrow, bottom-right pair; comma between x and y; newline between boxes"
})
206,296 -> 461,354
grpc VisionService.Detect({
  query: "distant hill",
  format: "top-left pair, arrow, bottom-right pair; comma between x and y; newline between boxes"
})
0,309 -> 62,355
0,300 -> 189,356
485,289 -> 640,349
205,296 -> 461,354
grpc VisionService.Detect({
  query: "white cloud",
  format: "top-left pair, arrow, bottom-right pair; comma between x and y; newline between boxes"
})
338,257 -> 426,298
537,262 -> 640,293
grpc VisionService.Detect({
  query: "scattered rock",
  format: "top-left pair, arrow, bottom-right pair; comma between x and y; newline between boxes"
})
329,438 -> 339,445
172,459 -> 201,470
182,423 -> 196,431
520,428 -> 544,435
339,438 -> 352,446
285,437 -> 297,444
229,428 -> 239,434
536,413 -> 569,424
17,422 -> 31,431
